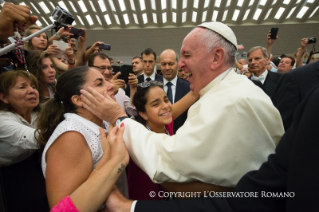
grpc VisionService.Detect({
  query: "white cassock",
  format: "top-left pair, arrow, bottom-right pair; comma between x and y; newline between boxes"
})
122,69 -> 284,187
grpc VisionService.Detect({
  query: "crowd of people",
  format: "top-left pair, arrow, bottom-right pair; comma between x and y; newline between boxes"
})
0,2 -> 319,212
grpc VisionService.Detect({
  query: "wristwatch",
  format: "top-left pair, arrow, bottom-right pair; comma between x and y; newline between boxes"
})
115,116 -> 128,127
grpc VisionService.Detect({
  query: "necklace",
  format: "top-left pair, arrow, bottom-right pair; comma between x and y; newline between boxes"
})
145,123 -> 169,135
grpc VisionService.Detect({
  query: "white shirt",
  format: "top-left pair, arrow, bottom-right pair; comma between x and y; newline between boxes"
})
121,69 -> 284,187
115,88 -> 137,116
163,75 -> 178,103
251,70 -> 268,84
41,113 -> 129,197
0,111 -> 39,166
142,71 -> 156,81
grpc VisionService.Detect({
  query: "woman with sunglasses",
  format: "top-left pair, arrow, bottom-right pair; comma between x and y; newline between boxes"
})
128,80 -> 199,200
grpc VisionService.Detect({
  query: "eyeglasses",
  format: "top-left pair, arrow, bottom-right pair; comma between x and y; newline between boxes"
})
137,80 -> 163,88
90,65 -> 113,71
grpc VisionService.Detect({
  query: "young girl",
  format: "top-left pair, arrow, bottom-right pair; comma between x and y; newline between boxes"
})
128,80 -> 199,200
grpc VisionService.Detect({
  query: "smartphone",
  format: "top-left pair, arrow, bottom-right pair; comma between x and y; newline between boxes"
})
70,27 -> 84,38
99,44 -> 111,51
118,65 -> 134,84
270,27 -> 279,39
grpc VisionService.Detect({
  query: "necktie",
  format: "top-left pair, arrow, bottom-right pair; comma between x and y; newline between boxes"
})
251,75 -> 265,82
146,78 -> 151,82
166,82 -> 173,103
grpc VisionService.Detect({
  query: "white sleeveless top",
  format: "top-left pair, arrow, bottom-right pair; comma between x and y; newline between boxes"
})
41,113 -> 128,197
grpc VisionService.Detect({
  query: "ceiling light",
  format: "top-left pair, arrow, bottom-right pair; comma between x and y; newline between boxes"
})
143,13 -> 148,24
162,12 -> 167,23
172,0 -> 177,9
161,0 -> 167,10
77,15 -> 84,25
153,13 -> 157,23
253,8 -> 262,20
109,0 -> 116,11
307,0 -> 315,3
204,0 -> 209,8
260,0 -> 267,6
243,9 -> 250,20
78,1 -> 87,13
104,15 -> 112,25
86,15 -> 93,25
133,14 -> 139,24
41,17 -> 49,26
222,10 -> 228,21
151,0 -> 156,10
192,11 -> 197,22
275,7 -> 285,19
96,15 -> 102,25
30,2 -> 40,14
123,14 -> 129,24
99,0 -> 106,12
172,12 -> 176,23
309,6 -> 319,17
264,8 -> 272,19
226,0 -> 231,7
202,11 -> 207,22
38,2 -> 50,14
130,0 -> 136,11
19,2 -> 26,6
283,0 -> 290,4
69,1 -> 77,13
119,0 -> 126,11
193,0 -> 199,9
140,0 -> 146,10
183,0 -> 188,9
114,14 -> 120,25
232,9 -> 240,21
249,0 -> 254,6
212,10 -> 218,21
58,1 -> 68,12
215,0 -> 221,7
36,20 -> 42,26
237,0 -> 244,7
89,1 -> 96,12
286,7 -> 296,19
297,6 -> 309,18
182,12 -> 187,23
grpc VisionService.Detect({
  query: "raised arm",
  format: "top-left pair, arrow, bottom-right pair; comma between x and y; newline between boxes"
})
171,91 -> 199,119
265,31 -> 278,60
295,38 -> 308,68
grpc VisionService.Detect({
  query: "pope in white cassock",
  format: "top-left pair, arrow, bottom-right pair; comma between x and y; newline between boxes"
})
81,22 -> 284,189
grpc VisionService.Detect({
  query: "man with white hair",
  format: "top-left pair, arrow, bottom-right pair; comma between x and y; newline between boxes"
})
81,22 -> 284,208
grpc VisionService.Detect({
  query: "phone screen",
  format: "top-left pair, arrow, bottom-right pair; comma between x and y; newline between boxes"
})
270,28 -> 279,39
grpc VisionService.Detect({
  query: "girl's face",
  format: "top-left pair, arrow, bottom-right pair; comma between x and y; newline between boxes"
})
41,58 -> 56,84
82,68 -> 115,101
30,29 -> 47,50
139,86 -> 173,130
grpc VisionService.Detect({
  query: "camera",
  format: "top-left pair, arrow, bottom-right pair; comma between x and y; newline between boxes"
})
51,6 -> 74,25
70,27 -> 84,38
308,37 -> 316,44
99,44 -> 111,51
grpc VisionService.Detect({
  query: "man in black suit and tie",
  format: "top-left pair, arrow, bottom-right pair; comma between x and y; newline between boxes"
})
105,84 -> 319,212
272,60 -> 319,130
159,49 -> 190,134
138,48 -> 163,83
248,46 -> 282,98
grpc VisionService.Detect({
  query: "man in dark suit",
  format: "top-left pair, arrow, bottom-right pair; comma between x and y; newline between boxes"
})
248,46 -> 282,98
105,84 -> 319,212
159,49 -> 190,133
138,48 -> 163,83
272,60 -> 319,130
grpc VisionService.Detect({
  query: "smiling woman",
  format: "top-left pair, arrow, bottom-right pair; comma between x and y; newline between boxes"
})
36,66 -> 128,209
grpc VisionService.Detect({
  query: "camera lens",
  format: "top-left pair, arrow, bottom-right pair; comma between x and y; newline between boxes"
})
308,37 -> 316,44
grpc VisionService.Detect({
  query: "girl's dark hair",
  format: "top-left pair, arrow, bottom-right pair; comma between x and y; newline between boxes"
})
36,66 -> 91,149
132,83 -> 162,125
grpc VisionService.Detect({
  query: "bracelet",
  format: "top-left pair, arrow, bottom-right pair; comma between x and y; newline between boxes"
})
55,32 -> 61,39
68,58 -> 75,65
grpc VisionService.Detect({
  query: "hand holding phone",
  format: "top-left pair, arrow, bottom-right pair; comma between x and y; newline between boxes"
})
270,27 -> 279,39
99,44 -> 111,51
